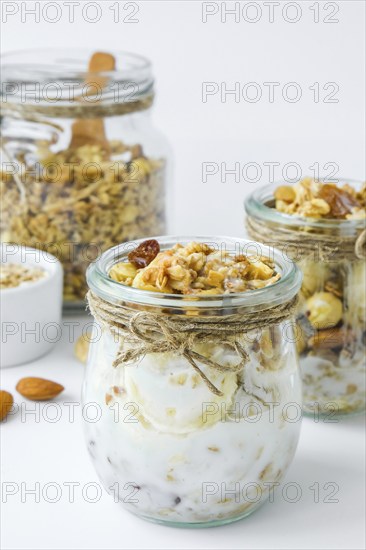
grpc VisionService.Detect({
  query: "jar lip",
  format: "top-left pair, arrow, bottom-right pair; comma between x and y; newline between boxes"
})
244,179 -> 366,231
86,235 -> 302,312
0,48 -> 154,106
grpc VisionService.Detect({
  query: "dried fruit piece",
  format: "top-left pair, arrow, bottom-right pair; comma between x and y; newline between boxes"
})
306,291 -> 343,329
128,239 -> 160,269
16,377 -> 64,401
273,179 -> 365,220
0,390 -> 14,421
113,386 -> 125,395
115,240 -> 280,294
319,184 -> 359,218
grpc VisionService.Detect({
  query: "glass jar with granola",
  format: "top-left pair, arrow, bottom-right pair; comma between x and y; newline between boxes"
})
0,49 -> 169,309
245,178 -> 366,417
83,236 -> 302,526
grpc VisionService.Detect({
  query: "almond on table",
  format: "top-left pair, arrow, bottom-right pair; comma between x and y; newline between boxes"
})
0,390 -> 14,422
16,377 -> 64,401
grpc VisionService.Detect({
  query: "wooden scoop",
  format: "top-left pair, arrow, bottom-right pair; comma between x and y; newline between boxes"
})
70,52 -> 115,151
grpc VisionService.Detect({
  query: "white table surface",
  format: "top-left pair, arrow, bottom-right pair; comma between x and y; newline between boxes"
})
1,313 -> 365,550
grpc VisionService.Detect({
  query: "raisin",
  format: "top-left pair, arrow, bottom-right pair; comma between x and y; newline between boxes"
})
128,239 -> 160,268
318,184 -> 359,219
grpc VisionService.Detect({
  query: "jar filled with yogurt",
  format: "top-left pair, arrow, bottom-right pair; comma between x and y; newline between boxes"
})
83,236 -> 302,526
245,179 -> 366,417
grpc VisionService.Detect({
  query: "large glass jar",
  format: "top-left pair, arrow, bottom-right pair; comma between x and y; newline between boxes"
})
245,182 -> 366,417
83,236 -> 302,527
0,49 -> 169,309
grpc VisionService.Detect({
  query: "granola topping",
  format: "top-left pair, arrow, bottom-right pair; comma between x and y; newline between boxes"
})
1,141 -> 165,302
0,263 -> 46,289
274,178 -> 366,220
110,240 -> 281,294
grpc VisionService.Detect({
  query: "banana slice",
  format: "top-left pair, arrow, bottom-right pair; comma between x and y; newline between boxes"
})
123,344 -> 239,434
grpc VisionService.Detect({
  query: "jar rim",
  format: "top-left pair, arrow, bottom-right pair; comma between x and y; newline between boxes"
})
86,235 -> 302,313
244,179 -> 366,232
0,48 -> 154,108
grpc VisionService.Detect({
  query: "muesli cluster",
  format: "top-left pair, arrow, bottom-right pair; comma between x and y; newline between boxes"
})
0,263 -> 46,289
0,140 -> 165,303
274,178 -> 366,219
110,239 -> 280,294
273,179 -> 366,415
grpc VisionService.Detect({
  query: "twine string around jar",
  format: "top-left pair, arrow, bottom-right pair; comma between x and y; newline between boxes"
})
246,216 -> 366,261
355,229 -> 366,259
87,290 -> 299,396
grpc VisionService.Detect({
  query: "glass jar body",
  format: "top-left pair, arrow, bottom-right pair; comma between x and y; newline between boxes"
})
82,321 -> 302,526
244,181 -> 366,417
298,257 -> 365,416
1,110 -> 169,308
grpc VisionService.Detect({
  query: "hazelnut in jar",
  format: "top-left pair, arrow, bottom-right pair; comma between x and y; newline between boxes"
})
245,178 -> 366,417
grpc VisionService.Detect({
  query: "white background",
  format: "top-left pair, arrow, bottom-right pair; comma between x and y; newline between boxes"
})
1,1 -> 365,549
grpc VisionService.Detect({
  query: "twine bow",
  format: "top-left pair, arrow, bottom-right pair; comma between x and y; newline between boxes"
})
87,291 -> 299,396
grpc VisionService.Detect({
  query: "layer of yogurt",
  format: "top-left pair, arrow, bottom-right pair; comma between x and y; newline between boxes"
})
301,351 -> 366,416
83,328 -> 302,524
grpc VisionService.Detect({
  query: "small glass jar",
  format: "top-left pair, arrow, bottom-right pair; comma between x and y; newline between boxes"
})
245,182 -> 366,417
83,236 -> 302,527
0,49 -> 170,309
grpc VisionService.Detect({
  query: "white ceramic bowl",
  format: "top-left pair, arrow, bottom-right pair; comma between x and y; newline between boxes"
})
0,245 -> 63,368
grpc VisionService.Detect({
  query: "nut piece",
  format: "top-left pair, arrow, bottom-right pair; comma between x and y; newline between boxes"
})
114,241 -> 280,295
16,377 -> 64,401
297,199 -> 331,218
128,239 -> 160,269
109,262 -> 137,285
274,185 -> 296,203
308,328 -> 346,349
0,390 -> 14,421
74,333 -> 91,364
273,179 -> 365,220
306,291 -> 343,329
